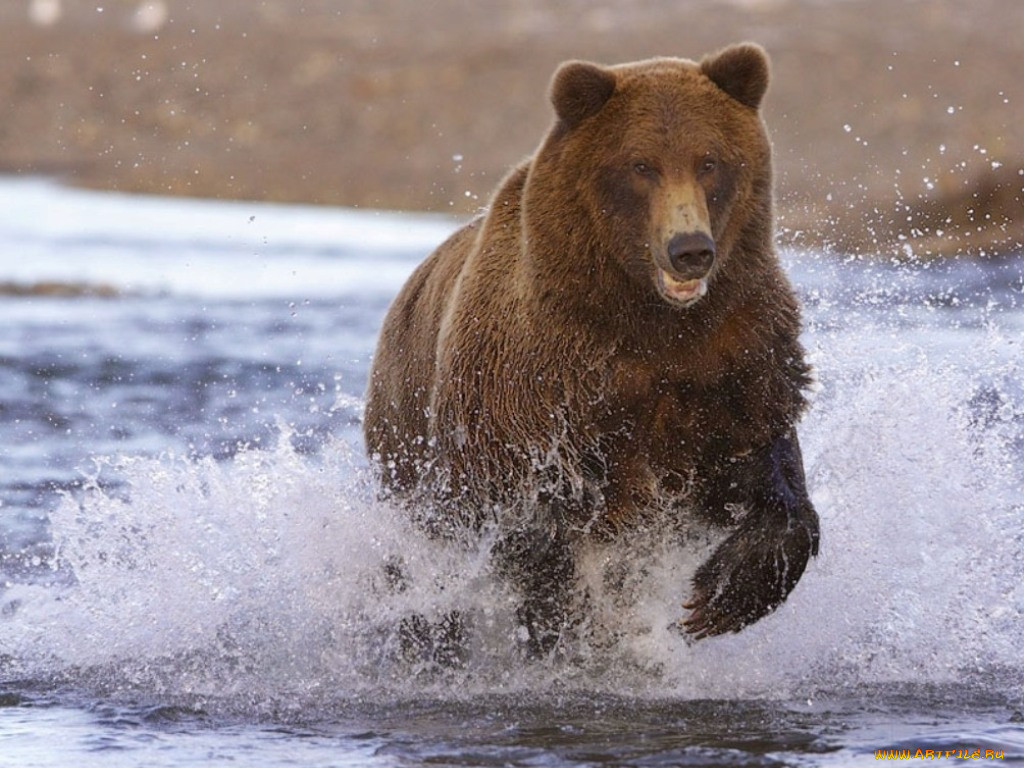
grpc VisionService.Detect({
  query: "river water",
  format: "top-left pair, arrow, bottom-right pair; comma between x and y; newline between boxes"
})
0,177 -> 1022,766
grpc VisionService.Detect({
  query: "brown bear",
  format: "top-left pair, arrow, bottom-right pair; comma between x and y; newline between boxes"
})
364,43 -> 819,655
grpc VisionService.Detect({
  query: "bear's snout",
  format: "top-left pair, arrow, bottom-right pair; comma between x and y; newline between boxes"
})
666,232 -> 716,278
655,232 -> 715,306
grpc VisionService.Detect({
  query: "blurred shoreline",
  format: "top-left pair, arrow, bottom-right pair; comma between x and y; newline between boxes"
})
1,0 -> 1021,257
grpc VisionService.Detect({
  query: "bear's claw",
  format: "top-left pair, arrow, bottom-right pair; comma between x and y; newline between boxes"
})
681,506 -> 818,639
680,430 -> 820,639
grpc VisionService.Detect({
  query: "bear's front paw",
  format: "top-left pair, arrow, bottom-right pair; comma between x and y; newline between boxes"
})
681,510 -> 817,639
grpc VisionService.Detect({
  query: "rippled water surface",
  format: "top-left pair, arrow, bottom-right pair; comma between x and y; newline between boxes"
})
1,178 -> 1022,766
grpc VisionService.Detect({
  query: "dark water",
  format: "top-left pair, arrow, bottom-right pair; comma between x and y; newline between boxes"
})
1,179 -> 1022,766
2,686 -> 1022,766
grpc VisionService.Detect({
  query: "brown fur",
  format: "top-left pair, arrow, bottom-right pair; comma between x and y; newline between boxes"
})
365,44 -> 819,652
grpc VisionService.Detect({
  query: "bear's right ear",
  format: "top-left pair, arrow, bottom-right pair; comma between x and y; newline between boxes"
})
550,61 -> 616,128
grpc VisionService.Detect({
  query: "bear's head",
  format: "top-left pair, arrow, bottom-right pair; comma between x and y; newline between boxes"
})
524,44 -> 773,311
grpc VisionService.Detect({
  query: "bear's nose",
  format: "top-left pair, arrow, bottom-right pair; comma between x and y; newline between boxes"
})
667,232 -> 716,275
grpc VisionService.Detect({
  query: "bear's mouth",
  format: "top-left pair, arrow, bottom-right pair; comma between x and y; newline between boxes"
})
657,270 -> 707,306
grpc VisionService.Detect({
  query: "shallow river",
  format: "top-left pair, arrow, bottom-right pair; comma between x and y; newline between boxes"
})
1,177 -> 1022,766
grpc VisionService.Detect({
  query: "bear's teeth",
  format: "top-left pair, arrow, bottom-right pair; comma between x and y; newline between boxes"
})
660,271 -> 707,303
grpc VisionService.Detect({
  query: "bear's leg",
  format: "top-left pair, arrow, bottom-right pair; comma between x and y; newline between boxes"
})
398,611 -> 469,668
386,555 -> 470,668
492,519 -> 575,658
683,430 -> 819,638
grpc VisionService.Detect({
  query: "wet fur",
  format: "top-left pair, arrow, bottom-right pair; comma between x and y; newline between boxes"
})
365,44 -> 819,654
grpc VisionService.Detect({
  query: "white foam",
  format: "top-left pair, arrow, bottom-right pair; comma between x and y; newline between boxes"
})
1,326 -> 1020,708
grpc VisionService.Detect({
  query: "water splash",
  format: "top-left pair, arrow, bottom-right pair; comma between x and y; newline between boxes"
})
1,318 -> 1022,715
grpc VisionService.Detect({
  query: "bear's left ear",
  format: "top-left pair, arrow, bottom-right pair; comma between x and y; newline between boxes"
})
550,60 -> 617,128
700,43 -> 770,109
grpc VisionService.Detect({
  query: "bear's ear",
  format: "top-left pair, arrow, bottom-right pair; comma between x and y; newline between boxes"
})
700,43 -> 770,109
550,60 -> 616,128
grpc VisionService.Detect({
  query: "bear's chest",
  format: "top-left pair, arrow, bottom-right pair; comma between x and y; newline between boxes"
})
595,357 -> 765,470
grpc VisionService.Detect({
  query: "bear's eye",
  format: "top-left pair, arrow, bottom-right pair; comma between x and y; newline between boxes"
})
633,162 -> 656,177
699,157 -> 719,176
